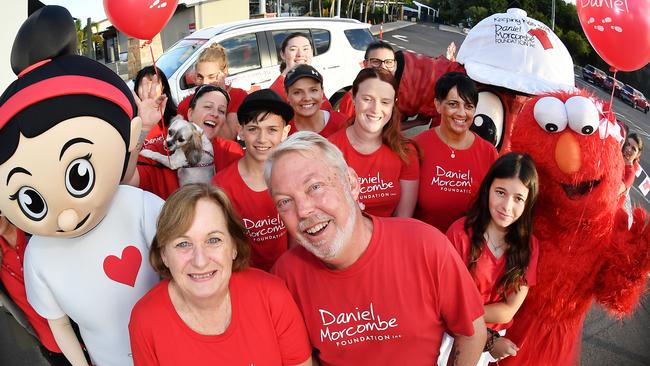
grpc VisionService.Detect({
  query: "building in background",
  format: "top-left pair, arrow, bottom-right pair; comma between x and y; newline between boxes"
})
98,0 -> 248,78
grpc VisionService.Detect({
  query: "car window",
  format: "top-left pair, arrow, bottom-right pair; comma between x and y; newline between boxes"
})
156,39 -> 207,78
311,29 -> 331,55
271,29 -> 311,63
219,33 -> 262,75
344,29 -> 375,51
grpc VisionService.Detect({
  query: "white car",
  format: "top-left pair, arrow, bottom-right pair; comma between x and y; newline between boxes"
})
155,17 -> 375,105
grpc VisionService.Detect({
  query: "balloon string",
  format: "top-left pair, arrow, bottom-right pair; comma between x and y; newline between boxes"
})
147,41 -> 172,166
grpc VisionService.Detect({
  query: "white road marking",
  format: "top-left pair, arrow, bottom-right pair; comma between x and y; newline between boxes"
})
392,35 -> 409,42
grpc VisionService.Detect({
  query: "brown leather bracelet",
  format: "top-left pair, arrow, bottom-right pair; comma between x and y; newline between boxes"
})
483,328 -> 501,352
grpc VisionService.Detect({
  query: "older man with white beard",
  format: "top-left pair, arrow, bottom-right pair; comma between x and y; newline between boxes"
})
267,131 -> 486,366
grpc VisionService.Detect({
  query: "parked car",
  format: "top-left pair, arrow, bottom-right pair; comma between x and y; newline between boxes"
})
621,85 -> 649,113
582,64 -> 606,86
602,76 -> 623,97
155,17 -> 375,105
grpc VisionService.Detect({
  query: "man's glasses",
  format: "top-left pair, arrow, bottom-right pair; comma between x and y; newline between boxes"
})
366,58 -> 396,68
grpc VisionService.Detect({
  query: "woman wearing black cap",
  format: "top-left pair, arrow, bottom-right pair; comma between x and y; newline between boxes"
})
212,89 -> 293,271
284,64 -> 349,137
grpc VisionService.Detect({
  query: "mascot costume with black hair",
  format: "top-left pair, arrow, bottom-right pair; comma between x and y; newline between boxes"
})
496,92 -> 650,365
0,6 -> 163,365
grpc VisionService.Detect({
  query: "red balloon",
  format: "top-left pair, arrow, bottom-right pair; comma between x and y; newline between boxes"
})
577,0 -> 650,71
104,0 -> 178,41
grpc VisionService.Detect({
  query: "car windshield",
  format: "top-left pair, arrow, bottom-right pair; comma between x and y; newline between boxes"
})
156,39 -> 207,77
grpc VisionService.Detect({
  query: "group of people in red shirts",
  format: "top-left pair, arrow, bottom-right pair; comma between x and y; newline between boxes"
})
1,33 -> 543,366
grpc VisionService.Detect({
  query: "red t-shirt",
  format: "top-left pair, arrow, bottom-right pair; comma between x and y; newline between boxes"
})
176,86 -> 248,119
270,74 -> 334,111
272,215 -> 484,366
0,231 -> 61,353
138,129 -> 244,200
337,90 -> 355,119
129,269 -> 311,366
212,161 -> 288,271
414,129 -> 498,232
289,110 -> 349,138
446,217 -> 539,331
328,129 -> 419,217
137,123 -> 179,200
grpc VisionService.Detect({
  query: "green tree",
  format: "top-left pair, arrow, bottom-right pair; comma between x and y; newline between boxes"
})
464,6 -> 488,27
561,30 -> 591,64
75,18 -> 104,58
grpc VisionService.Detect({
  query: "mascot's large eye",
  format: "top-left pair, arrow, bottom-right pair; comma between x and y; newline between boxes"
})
471,91 -> 504,148
565,96 -> 599,135
65,155 -> 95,198
12,186 -> 47,221
534,97 -> 568,133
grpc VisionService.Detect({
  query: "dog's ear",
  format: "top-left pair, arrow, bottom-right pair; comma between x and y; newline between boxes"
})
186,131 -> 203,166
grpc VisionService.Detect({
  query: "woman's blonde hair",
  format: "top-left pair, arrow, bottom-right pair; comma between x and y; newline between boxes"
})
150,184 -> 250,278
196,43 -> 229,72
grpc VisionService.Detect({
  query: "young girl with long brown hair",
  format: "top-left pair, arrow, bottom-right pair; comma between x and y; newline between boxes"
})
441,152 -> 540,365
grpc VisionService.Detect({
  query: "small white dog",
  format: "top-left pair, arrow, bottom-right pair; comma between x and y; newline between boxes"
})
139,116 -> 214,185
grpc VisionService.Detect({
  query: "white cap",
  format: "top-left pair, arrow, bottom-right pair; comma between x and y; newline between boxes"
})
457,8 -> 576,95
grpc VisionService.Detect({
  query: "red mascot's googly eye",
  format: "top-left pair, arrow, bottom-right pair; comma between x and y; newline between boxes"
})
533,96 -> 567,133
565,96 -> 599,136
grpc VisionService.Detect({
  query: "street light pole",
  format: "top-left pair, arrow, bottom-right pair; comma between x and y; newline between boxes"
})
551,0 -> 556,30
337,0 -> 341,17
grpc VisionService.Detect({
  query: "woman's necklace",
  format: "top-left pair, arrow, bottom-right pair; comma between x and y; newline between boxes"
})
484,232 -> 506,258
437,127 -> 469,159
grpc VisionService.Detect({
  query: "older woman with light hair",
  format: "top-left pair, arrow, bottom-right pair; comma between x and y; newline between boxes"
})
129,183 -> 313,366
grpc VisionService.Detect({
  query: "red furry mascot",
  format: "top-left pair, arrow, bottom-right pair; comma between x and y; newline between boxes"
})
500,91 -> 650,365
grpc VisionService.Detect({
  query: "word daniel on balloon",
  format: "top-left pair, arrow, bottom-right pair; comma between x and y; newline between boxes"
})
104,0 -> 178,41
577,0 -> 650,71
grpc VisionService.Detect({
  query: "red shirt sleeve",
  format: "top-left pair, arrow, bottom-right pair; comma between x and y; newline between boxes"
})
622,164 -> 635,189
400,142 -> 420,181
431,229 -> 484,337
337,91 -> 355,119
269,75 -> 287,101
212,137 -> 244,171
446,217 -> 471,265
137,126 -> 180,199
267,275 -> 312,364
177,93 -> 193,120
227,87 -> 248,114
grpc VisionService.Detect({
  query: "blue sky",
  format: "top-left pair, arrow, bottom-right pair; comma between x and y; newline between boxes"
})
42,0 -> 108,21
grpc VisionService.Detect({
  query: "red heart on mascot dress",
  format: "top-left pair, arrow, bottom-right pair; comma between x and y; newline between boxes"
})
103,0 -> 178,41
103,246 -> 142,287
577,0 -> 650,71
